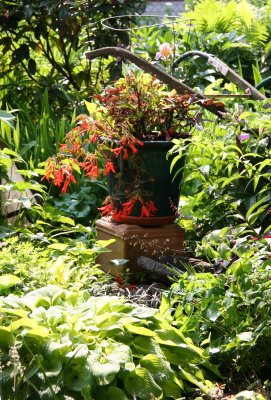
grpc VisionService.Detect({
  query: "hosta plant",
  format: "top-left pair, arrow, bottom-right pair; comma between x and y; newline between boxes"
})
0,285 -> 218,399
43,70 -> 203,222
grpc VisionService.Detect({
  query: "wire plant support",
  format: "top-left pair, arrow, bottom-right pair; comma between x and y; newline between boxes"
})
86,14 -> 266,119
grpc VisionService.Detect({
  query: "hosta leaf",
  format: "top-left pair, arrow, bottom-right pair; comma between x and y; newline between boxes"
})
156,328 -> 203,356
0,274 -> 21,290
131,306 -> 158,319
47,243 -> 69,251
88,354 -> 118,381
24,325 -> 50,337
64,363 -> 93,392
234,390 -> 266,400
139,354 -> 175,382
124,323 -> 156,337
106,386 -> 129,400
0,328 -> 15,348
66,344 -> 89,359
87,341 -> 132,385
132,336 -> 164,357
206,303 -> 221,322
124,367 -> 163,399
179,366 -> 213,394
160,380 -> 183,398
36,356 -> 62,379
0,307 -> 28,318
162,346 -> 202,365
10,317 -> 37,331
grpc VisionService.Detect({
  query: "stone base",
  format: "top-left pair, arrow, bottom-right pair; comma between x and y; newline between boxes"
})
96,217 -> 184,277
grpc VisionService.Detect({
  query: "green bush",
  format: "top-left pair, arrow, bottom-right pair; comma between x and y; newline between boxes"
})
0,0 -> 147,111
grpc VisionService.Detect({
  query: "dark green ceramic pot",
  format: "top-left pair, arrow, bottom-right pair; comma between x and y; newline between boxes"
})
107,141 -> 184,226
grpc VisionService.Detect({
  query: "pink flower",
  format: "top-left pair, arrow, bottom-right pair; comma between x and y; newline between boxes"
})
155,43 -> 172,60
238,133 -> 250,142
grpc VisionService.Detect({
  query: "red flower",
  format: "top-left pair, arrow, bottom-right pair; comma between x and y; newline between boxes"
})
52,164 -> 77,193
140,199 -> 157,218
61,173 -> 76,193
112,145 -> 129,160
115,275 -> 124,285
112,208 -> 123,222
79,155 -> 99,180
98,201 -> 113,217
112,146 -> 123,158
104,160 -> 116,175
122,198 -> 136,217
85,165 -> 99,180
42,158 -> 56,182
53,168 -> 65,187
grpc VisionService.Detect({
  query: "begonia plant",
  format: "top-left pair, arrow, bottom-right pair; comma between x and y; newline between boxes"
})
43,71 -> 203,220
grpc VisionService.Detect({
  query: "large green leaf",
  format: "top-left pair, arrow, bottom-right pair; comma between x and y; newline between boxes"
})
0,328 -> 15,348
63,362 -> 93,392
124,323 -> 156,337
106,386 -> 128,400
88,341 -> 132,385
132,336 -> 164,357
0,274 -> 21,290
124,367 -> 163,399
139,354 -> 175,382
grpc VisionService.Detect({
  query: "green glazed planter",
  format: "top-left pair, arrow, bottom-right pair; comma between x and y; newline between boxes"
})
107,141 -> 184,226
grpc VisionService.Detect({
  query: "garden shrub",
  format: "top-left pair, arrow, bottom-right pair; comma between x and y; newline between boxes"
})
0,0 -> 147,111
165,237 -> 271,396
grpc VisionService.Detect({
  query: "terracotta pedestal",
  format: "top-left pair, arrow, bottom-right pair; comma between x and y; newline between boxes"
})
96,217 -> 184,277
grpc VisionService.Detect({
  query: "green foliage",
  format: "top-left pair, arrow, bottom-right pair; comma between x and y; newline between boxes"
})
165,95 -> 271,396
0,236 -> 112,294
171,99 -> 271,239
0,0 -> 147,110
0,285 -> 216,399
1,91 -> 77,166
166,236 -> 271,395
168,0 -> 270,89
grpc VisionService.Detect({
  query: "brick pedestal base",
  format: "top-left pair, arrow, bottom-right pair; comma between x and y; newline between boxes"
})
96,217 -> 184,277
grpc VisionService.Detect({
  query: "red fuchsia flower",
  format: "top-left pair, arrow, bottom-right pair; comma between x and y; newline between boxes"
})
155,43 -> 173,60
104,160 -> 116,175
140,199 -> 158,218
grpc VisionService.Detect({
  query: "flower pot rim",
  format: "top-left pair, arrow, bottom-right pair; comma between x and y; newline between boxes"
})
139,140 -> 175,148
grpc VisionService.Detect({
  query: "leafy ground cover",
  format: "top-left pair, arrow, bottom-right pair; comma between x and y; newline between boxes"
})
0,285 -> 217,399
